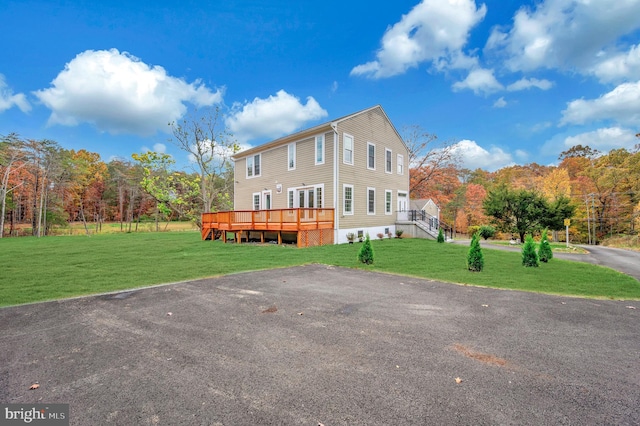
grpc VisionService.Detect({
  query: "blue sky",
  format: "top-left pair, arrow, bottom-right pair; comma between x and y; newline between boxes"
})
2,0 -> 639,171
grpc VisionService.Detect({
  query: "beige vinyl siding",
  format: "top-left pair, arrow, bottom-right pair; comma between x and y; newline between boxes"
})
234,131 -> 335,210
337,107 -> 409,229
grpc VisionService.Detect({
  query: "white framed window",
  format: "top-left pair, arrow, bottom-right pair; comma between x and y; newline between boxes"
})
385,148 -> 392,173
315,135 -> 324,165
397,153 -> 404,175
288,189 -> 294,208
367,187 -> 376,215
343,133 -> 354,165
316,186 -> 323,208
288,143 -> 296,170
246,154 -> 261,178
367,142 -> 376,170
252,193 -> 260,210
385,190 -> 392,215
343,184 -> 354,215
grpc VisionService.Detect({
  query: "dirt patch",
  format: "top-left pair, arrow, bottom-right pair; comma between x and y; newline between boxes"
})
452,343 -> 508,367
262,306 -> 278,313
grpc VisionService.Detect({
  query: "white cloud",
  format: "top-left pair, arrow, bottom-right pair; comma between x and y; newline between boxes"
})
514,149 -> 529,161
486,0 -> 640,74
351,0 -> 487,79
452,68 -> 503,95
226,90 -> 328,144
560,81 -> 640,126
0,74 -> 30,113
450,139 -> 514,171
506,77 -> 553,91
140,143 -> 167,154
562,127 -> 638,152
591,44 -> 640,83
493,97 -> 507,108
33,49 -> 223,136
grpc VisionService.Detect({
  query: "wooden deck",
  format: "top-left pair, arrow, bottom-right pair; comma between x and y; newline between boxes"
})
201,208 -> 335,247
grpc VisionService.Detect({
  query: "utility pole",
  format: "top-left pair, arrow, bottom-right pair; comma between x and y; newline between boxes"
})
585,197 -> 591,245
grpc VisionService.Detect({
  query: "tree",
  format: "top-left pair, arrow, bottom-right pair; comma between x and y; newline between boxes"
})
132,151 -> 201,227
0,134 -> 27,238
522,235 -> 539,267
437,227 -> 445,243
478,225 -> 496,240
538,229 -> 553,263
467,233 -> 484,272
357,233 -> 374,264
168,106 -> 239,215
483,186 -> 550,243
403,125 -> 460,195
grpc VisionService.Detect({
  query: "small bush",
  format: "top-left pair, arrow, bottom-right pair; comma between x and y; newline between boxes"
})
522,234 -> 539,267
437,228 -> 445,243
467,225 -> 480,237
357,233 -> 374,264
538,229 -> 553,263
478,225 -> 496,240
467,233 -> 484,272
395,229 -> 404,238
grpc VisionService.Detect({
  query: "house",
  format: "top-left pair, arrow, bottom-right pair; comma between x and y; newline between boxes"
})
410,198 -> 440,222
217,105 -> 409,245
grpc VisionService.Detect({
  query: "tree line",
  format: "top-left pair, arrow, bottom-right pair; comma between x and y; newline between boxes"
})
408,127 -> 640,244
0,107 -> 237,238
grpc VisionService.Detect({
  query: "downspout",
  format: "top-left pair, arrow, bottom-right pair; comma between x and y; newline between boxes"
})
331,122 -> 339,243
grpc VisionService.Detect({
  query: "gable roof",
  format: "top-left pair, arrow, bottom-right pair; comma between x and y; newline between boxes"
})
232,105 -> 405,160
410,198 -> 439,210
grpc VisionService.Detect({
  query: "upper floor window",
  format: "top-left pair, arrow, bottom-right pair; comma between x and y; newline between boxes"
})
367,143 -> 376,170
246,154 -> 261,178
288,143 -> 296,170
397,154 -> 404,175
343,133 -> 354,165
385,149 -> 392,173
315,135 -> 324,165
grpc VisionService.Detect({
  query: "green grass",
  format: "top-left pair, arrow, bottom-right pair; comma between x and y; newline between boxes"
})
1,232 -> 638,307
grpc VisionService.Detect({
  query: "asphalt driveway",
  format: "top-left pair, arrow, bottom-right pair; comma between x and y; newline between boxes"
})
1,264 -> 639,425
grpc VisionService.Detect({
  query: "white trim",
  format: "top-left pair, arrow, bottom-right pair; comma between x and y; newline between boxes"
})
343,133 -> 354,165
385,148 -> 392,174
343,184 -> 354,215
397,153 -> 404,175
246,153 -> 261,178
288,143 -> 296,171
367,187 -> 376,215
385,189 -> 393,215
367,142 -> 376,170
315,134 -> 325,165
252,192 -> 261,210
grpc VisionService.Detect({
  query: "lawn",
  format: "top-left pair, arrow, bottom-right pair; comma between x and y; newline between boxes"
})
1,232 -> 638,307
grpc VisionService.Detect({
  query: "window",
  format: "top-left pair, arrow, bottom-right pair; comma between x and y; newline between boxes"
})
343,184 -> 354,215
367,143 -> 376,170
343,133 -> 353,165
288,143 -> 296,170
315,135 -> 324,165
385,149 -> 392,173
316,187 -> 323,208
288,190 -> 294,208
247,154 -> 261,178
367,188 -> 376,214
397,154 -> 404,175
253,193 -> 260,210
385,190 -> 392,215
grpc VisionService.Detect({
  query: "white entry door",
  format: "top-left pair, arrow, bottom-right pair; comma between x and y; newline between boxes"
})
262,191 -> 272,209
298,188 -> 315,219
397,191 -> 408,221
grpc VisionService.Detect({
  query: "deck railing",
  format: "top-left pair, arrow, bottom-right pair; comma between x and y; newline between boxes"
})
202,208 -> 335,240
